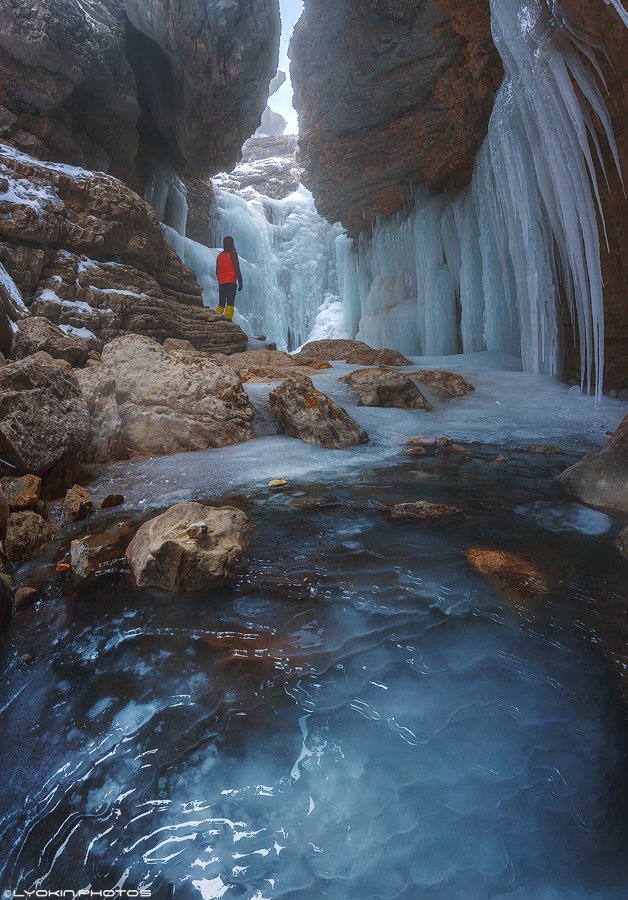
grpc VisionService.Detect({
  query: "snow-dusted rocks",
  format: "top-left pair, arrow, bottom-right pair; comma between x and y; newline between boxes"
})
0,356 -> 91,490
126,502 -> 250,592
11,317 -> 91,367
558,414 -> 628,514
341,367 -> 432,410
0,147 -> 247,356
76,335 -> 254,461
269,376 -> 368,449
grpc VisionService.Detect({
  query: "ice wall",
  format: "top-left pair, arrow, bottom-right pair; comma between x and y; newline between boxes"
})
343,0 -> 622,397
211,185 -> 344,350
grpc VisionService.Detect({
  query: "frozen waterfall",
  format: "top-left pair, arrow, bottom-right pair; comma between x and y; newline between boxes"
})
341,0 -> 622,397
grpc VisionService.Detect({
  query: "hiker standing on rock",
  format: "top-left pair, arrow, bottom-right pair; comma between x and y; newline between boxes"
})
216,235 -> 243,321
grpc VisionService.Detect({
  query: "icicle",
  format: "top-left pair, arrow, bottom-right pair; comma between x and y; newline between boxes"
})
603,0 -> 628,27
143,157 -> 188,237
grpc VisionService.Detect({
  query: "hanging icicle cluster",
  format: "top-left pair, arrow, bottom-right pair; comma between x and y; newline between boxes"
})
341,0 -> 623,397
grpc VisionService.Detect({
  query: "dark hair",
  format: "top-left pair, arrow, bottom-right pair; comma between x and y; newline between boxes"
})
223,235 -> 235,251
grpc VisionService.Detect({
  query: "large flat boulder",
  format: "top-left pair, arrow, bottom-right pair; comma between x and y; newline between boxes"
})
341,367 -> 432,409
269,376 -> 368,449
557,415 -> 628,514
0,356 -> 91,489
126,502 -> 250,592
76,334 -> 254,460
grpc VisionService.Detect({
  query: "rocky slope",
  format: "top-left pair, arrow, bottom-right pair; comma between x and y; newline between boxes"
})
0,145 -> 246,354
290,0 -> 502,234
0,0 -> 280,187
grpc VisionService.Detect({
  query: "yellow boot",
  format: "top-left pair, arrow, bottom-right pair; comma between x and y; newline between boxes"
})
225,305 -> 235,321
216,305 -> 225,316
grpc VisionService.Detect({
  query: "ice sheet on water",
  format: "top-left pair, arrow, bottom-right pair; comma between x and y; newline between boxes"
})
515,501 -> 613,535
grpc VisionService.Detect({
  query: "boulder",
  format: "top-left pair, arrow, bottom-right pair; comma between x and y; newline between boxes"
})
407,370 -> 475,398
241,365 -> 329,383
101,493 -> 125,509
466,547 -> 547,599
297,339 -> 407,363
0,475 -> 42,511
11,317 -> 90,367
76,334 -> 254,461
0,357 -> 92,488
5,511 -> 56,563
389,501 -> 462,521
70,522 -> 134,581
269,376 -> 368,449
63,485 -> 94,523
557,415 -> 628,514
14,586 -> 38,611
345,347 -> 410,367
126,502 -> 250,592
341,367 -> 432,409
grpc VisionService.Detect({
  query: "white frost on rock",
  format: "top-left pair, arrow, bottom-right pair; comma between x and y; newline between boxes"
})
60,323 -> 98,342
0,261 -> 29,320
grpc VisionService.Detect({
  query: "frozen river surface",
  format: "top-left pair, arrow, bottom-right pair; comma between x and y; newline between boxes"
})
0,357 -> 627,898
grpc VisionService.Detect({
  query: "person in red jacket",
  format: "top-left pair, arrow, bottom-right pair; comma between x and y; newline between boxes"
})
215,235 -> 243,320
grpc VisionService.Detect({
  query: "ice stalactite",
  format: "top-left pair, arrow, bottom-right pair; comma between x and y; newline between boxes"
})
143,157 -> 189,237
344,0 -> 622,397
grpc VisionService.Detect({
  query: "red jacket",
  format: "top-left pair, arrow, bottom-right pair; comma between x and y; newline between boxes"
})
216,250 -> 242,286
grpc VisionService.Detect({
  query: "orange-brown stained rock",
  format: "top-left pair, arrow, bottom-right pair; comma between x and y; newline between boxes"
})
466,547 -> 547,599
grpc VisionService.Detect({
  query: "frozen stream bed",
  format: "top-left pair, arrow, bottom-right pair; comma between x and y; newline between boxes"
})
0,356 -> 627,898
80,353 -> 628,514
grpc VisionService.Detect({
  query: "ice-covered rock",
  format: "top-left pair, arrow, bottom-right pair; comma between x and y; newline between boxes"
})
126,502 -> 250,592
557,414 -> 628,514
269,376 -> 368,449
341,367 -> 432,410
76,334 -> 254,461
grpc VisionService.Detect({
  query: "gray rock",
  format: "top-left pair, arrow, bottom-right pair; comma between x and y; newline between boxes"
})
126,502 -> 250,592
341,367 -> 432,410
269,376 -> 368,449
558,414 -> 628,514
0,357 -> 91,482
11,318 -> 90,367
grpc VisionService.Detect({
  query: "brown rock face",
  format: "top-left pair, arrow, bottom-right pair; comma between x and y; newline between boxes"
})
0,149 -> 247,355
0,475 -> 42,511
0,0 -> 280,185
291,0 -> 502,233
63,485 -> 94,523
557,414 -> 628,514
126,502 -> 251,592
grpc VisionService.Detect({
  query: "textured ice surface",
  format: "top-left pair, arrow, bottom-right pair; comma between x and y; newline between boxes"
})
1,459 -> 627,897
80,354 -> 628,516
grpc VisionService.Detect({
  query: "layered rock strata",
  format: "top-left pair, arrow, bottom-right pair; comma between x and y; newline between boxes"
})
0,147 -> 247,354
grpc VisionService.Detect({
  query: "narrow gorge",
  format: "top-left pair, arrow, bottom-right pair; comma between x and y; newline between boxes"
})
0,0 -> 627,897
